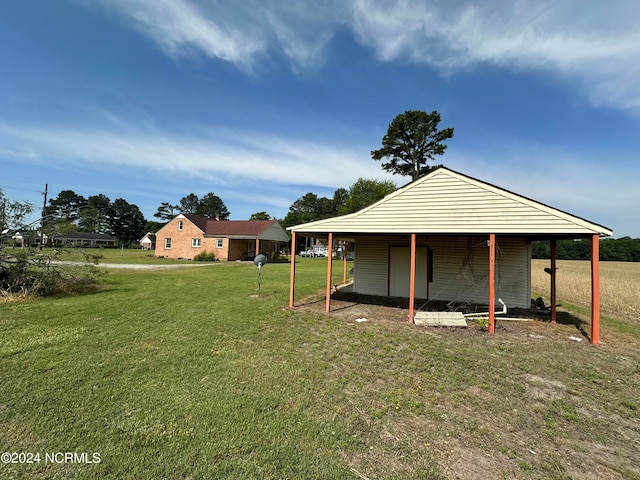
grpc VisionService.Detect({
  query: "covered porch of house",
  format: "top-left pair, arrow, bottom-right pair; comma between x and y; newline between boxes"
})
227,237 -> 285,261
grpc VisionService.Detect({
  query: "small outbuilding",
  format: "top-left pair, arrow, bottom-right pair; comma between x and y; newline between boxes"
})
139,232 -> 156,250
288,167 -> 612,344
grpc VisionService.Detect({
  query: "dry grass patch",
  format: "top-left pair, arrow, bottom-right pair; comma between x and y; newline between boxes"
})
532,259 -> 640,347
532,260 -> 640,325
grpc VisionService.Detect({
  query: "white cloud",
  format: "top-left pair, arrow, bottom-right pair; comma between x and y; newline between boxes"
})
91,0 -> 341,70
92,0 -> 266,69
90,0 -> 640,111
0,122 -> 387,191
347,0 -> 640,111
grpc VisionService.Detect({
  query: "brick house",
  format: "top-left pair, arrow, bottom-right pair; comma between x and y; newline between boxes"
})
155,214 -> 290,261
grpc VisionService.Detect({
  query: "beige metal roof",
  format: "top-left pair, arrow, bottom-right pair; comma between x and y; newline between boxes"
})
289,168 -> 612,237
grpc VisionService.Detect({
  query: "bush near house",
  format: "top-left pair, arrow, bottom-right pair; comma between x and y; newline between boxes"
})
193,251 -> 216,261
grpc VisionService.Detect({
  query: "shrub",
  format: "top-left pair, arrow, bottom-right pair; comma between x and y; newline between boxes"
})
193,251 -> 216,262
0,248 -> 104,299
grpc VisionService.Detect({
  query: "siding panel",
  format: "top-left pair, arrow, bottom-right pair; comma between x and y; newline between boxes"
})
353,240 -> 388,296
427,237 -> 530,308
351,236 -> 531,309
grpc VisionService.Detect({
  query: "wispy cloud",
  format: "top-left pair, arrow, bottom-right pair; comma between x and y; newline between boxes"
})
0,122 -> 385,190
89,0 -> 640,111
348,0 -> 640,111
91,0 -> 266,69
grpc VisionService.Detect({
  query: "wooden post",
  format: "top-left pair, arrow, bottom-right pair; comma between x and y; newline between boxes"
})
255,238 -> 260,257
591,234 -> 600,345
289,232 -> 296,308
409,233 -> 417,324
550,238 -> 557,323
489,234 -> 496,334
326,233 -> 333,313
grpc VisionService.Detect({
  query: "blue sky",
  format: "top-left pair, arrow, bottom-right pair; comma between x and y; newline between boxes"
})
1,1 -> 638,237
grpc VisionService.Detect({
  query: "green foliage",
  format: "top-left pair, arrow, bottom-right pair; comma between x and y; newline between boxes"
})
0,188 -> 34,231
179,193 -> 200,214
154,201 -> 179,221
43,189 -> 86,223
78,194 -> 112,233
371,110 -> 454,181
532,237 -> 640,261
144,220 -> 165,233
281,192 -> 336,229
193,251 -> 216,261
331,188 -> 348,214
339,178 -> 396,214
42,189 -> 148,247
157,193 -> 231,221
108,198 -> 146,247
197,192 -> 230,220
0,248 -> 103,298
250,211 -> 272,221
475,316 -> 489,330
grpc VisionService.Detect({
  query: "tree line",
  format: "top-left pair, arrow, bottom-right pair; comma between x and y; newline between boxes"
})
42,190 -> 147,246
532,238 -> 640,262
2,177 -> 398,248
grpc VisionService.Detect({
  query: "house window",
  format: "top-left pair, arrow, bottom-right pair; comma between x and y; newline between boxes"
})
178,220 -> 183,231
216,239 -> 223,248
165,238 -> 172,249
192,238 -> 201,248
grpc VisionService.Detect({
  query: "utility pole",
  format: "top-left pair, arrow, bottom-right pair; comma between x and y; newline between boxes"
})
41,183 -> 48,247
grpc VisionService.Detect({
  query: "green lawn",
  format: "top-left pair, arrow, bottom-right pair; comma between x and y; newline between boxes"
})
1,260 -> 639,479
53,247 -> 189,264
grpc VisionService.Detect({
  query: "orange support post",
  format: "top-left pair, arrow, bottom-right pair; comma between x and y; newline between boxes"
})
255,238 -> 260,257
488,234 -> 496,334
591,234 -> 600,345
325,233 -> 333,313
289,232 -> 296,308
408,233 -> 417,324
550,239 -> 557,323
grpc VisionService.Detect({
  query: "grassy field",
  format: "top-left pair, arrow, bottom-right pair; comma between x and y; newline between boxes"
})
1,259 -> 639,479
532,259 -> 640,339
55,247 -> 190,265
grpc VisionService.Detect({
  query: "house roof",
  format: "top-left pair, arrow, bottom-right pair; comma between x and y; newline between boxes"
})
289,167 -> 613,238
53,232 -> 116,241
139,232 -> 156,242
182,214 -> 290,241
